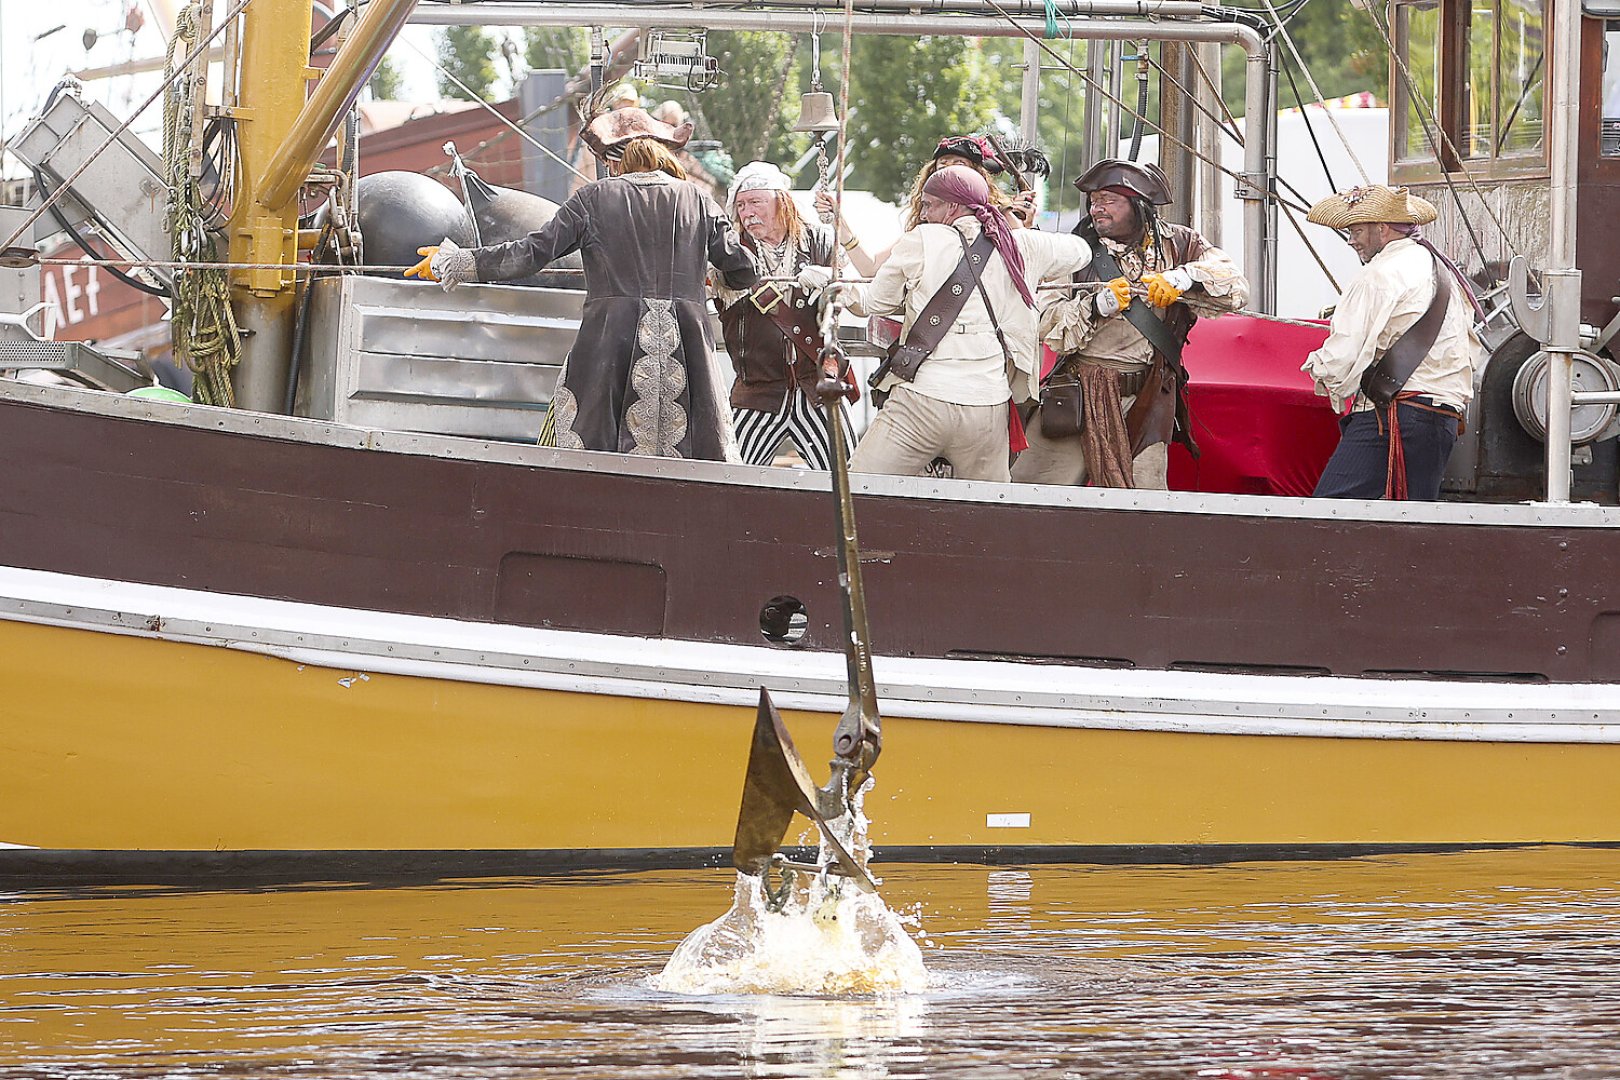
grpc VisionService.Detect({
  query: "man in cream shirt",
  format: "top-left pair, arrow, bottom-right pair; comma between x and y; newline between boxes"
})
1303,184 -> 1480,501
848,165 -> 1091,483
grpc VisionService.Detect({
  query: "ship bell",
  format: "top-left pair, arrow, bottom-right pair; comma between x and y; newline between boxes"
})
792,91 -> 841,134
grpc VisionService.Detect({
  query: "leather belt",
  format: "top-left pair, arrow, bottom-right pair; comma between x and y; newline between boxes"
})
1404,395 -> 1461,417
1116,368 -> 1150,398
1060,358 -> 1150,398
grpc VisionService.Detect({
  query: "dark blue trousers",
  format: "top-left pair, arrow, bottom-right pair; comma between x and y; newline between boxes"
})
1313,403 -> 1459,501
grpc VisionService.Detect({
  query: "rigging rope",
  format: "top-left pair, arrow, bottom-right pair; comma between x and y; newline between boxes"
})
165,1 -> 241,408
399,35 -> 591,184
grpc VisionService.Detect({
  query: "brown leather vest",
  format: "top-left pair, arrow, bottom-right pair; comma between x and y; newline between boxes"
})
719,227 -> 836,412
1069,221 -> 1205,455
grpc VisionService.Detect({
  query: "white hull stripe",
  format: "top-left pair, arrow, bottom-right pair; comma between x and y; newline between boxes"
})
2,565 -> 1619,743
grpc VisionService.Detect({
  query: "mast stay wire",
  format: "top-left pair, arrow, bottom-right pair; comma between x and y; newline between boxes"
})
398,34 -> 591,183
1160,47 -> 1354,218
977,0 -> 1318,217
1277,53 -> 1338,195
980,0 -> 1341,292
1257,0 -> 1368,183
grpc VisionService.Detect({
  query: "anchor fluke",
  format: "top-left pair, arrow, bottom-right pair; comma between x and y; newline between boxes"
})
731,688 -> 876,894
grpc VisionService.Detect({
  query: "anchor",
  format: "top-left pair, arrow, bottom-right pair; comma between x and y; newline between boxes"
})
731,322 -> 881,906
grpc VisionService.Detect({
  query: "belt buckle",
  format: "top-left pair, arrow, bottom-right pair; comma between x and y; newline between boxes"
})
750,283 -> 786,314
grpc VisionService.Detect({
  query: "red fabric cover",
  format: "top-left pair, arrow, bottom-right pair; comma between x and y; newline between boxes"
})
1167,314 -> 1340,497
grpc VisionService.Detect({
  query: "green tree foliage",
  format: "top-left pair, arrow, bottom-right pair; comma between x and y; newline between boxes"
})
1222,2 -> 1389,114
692,32 -> 802,168
436,25 -> 499,102
524,26 -> 589,74
838,36 -> 999,202
367,55 -> 404,102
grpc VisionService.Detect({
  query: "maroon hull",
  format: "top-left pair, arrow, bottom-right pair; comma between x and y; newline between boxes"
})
3,391 -> 1618,683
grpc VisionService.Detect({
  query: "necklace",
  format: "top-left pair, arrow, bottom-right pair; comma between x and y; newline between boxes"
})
755,237 -> 795,277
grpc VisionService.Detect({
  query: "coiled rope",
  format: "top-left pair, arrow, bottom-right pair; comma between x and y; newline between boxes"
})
164,2 -> 240,407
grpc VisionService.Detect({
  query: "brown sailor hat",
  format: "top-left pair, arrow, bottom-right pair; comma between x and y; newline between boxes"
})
581,107 -> 695,161
1073,158 -> 1172,205
1306,184 -> 1438,228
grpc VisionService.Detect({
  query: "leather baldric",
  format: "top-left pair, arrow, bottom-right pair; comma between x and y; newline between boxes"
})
761,295 -> 825,369
1358,253 -> 1453,408
1088,245 -> 1184,363
894,232 -> 998,360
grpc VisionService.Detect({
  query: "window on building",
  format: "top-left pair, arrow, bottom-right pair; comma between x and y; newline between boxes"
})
1391,0 -> 1547,176
1395,0 -> 1444,164
1492,0 -> 1545,157
1602,22 -> 1620,155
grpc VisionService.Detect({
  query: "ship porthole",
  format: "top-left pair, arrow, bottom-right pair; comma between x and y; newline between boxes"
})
760,595 -> 808,646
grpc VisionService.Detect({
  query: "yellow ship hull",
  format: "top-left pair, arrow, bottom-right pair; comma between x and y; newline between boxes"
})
5,605 -> 1619,865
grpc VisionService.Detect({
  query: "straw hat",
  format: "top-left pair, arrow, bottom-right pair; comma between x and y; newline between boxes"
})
1306,184 -> 1438,228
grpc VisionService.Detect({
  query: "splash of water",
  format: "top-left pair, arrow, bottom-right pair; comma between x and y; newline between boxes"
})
655,793 -> 927,996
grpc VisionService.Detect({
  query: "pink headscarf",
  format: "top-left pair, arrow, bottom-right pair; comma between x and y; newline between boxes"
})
922,165 -> 1033,308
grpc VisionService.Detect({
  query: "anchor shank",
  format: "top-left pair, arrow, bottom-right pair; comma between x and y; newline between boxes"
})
818,352 -> 882,782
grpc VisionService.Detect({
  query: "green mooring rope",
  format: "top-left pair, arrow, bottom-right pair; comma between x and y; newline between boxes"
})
163,2 -> 240,408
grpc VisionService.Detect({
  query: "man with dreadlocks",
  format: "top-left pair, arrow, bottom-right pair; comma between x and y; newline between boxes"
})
846,165 -> 1092,483
1014,159 -> 1247,489
1302,184 -> 1480,501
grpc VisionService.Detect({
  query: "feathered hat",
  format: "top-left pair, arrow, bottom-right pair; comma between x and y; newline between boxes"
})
1306,184 -> 1438,228
580,106 -> 694,161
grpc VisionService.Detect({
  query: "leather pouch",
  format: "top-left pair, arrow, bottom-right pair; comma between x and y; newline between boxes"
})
888,342 -> 930,382
1040,379 -> 1085,439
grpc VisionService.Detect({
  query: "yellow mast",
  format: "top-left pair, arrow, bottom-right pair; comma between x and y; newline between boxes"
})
224,0 -> 419,412
225,0 -> 316,412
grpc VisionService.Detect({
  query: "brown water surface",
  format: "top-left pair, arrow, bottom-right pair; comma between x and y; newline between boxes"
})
3,848 -> 1619,1077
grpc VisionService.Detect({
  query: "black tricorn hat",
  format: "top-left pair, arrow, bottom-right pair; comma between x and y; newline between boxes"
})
581,107 -> 695,161
1073,159 -> 1173,205
933,135 -> 1005,175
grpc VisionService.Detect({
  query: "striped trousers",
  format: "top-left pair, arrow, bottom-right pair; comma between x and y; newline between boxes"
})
733,387 -> 854,471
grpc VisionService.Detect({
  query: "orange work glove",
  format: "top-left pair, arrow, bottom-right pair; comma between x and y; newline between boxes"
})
1096,276 -> 1133,316
404,245 -> 439,281
1141,267 -> 1194,308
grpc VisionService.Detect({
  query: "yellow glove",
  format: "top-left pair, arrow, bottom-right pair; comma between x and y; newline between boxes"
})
404,245 -> 439,281
1141,268 -> 1193,308
1097,276 -> 1133,317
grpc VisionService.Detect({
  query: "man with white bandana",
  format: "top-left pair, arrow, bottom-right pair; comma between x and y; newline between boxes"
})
711,161 -> 872,469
